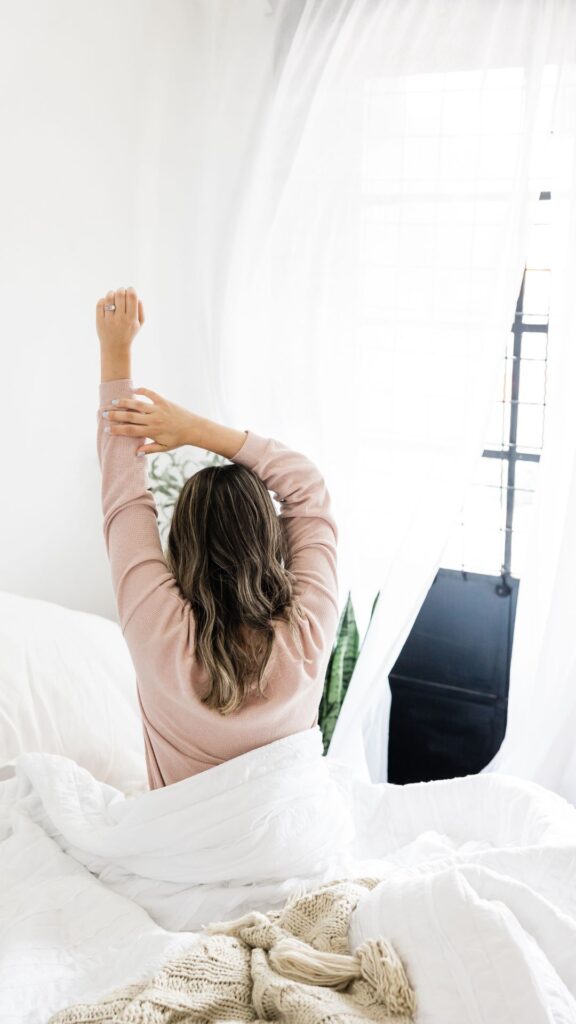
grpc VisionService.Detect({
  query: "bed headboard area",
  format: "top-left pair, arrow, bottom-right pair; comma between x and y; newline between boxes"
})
0,591 -> 148,795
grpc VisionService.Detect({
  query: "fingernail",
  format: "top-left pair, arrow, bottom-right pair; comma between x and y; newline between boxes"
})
111,399 -> 119,405
104,426 -> 110,433
102,410 -> 109,418
136,451 -> 145,457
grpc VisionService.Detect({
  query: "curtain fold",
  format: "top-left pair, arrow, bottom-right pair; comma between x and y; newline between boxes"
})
199,0 -> 576,780
483,64 -> 576,801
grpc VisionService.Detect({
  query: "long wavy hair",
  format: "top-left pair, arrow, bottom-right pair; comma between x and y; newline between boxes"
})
165,463 -> 307,715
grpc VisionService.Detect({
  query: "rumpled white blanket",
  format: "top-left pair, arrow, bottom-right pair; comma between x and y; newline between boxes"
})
1,725 -> 576,1024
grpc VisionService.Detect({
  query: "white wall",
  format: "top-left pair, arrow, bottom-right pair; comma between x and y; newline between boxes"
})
0,0 -> 272,619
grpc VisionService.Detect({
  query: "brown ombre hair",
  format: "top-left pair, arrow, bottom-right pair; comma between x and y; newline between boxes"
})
165,463 -> 307,715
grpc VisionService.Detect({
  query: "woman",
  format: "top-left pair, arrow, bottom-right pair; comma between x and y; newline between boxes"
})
96,286 -> 340,789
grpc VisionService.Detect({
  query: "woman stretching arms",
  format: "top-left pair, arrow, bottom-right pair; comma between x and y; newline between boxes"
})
96,286 -> 340,789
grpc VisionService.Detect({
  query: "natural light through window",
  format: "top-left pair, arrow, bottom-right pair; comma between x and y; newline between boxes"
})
441,196 -> 551,578
441,64 -> 572,578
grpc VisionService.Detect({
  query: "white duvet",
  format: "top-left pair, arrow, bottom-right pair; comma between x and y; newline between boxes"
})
1,725 -> 576,1024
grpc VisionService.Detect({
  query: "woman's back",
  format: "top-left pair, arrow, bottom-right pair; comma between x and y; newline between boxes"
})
97,378 -> 340,789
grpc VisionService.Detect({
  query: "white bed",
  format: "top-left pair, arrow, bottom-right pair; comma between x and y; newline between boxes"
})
1,591 -> 576,1024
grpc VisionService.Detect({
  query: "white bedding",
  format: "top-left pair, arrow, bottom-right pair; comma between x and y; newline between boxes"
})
0,590 -> 147,793
1,725 -> 576,1024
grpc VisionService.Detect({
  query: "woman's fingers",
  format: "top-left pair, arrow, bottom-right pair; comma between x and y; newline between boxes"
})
103,410 -> 150,424
125,287 -> 138,318
104,289 -> 115,316
138,299 -> 145,325
104,424 -> 149,436
103,398 -> 152,413
115,287 -> 127,314
133,386 -> 162,403
101,400 -> 154,428
136,443 -> 167,456
100,388 -> 168,444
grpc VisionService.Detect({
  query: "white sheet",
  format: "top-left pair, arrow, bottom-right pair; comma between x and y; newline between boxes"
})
1,726 -> 576,1023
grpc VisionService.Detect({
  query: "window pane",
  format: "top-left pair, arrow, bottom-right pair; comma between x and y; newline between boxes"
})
461,483 -> 506,532
485,400 -> 511,448
439,198 -> 551,577
526,225 -> 552,269
517,359 -> 547,404
475,455 -> 507,490
508,326 -> 549,356
523,270 -> 551,314
514,459 -> 540,494
462,527 -> 505,574
502,356 -> 513,403
516,402 -> 545,450
441,522 -> 504,575
520,331 -> 548,359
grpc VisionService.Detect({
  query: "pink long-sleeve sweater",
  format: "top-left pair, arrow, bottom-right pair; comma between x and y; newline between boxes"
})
97,378 -> 340,789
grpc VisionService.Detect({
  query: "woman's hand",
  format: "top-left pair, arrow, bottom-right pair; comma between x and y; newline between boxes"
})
96,287 -> 145,351
100,387 -> 197,455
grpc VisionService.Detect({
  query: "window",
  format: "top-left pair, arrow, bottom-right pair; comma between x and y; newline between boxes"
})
441,191 -> 551,580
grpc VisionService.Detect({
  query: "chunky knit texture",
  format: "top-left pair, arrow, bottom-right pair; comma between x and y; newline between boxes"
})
48,876 -> 416,1023
97,378 -> 340,789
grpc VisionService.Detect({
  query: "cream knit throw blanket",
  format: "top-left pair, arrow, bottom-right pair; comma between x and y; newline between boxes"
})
48,876 -> 416,1023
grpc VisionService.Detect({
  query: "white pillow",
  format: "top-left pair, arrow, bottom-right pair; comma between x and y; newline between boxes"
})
0,591 -> 148,794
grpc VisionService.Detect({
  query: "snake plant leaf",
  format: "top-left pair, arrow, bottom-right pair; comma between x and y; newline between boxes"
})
318,591 -> 360,754
318,588 -> 382,754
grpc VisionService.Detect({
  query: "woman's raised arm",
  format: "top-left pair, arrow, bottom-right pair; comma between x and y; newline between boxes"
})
96,286 -> 251,686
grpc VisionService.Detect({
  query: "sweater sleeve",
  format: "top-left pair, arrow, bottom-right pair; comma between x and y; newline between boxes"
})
96,378 -> 195,685
230,430 -> 339,660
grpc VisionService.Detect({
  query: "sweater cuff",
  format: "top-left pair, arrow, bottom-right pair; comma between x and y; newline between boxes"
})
99,378 -> 135,406
229,429 -> 271,467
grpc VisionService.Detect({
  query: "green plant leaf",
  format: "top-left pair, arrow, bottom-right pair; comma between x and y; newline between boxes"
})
318,591 -> 362,754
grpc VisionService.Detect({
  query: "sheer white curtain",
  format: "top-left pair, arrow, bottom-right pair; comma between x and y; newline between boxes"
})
483,67 -> 576,802
201,0 -> 576,780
